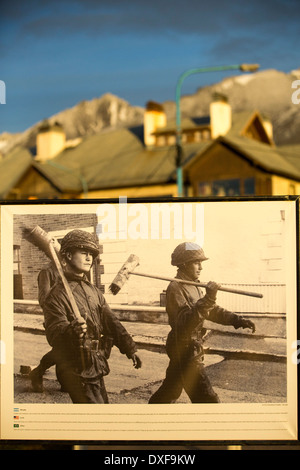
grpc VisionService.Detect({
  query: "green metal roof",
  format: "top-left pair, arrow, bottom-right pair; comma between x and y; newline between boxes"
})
277,144 -> 300,173
220,135 -> 300,180
0,146 -> 32,198
34,128 -> 205,192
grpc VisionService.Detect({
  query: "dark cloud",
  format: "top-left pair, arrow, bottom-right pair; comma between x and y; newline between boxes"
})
2,0 -> 298,76
17,3 -> 222,37
3,0 -> 300,39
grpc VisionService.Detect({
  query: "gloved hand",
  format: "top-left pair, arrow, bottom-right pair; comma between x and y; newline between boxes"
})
196,281 -> 221,317
239,318 -> 256,333
71,318 -> 87,339
131,353 -> 142,369
205,281 -> 221,302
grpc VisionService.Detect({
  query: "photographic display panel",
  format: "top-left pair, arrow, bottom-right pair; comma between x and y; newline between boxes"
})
0,198 -> 298,442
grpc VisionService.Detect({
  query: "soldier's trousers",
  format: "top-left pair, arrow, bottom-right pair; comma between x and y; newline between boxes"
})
39,349 -> 56,372
56,364 -> 109,404
149,355 -> 220,404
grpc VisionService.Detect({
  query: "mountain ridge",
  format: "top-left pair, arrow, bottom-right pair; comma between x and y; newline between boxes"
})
1,68 -> 300,155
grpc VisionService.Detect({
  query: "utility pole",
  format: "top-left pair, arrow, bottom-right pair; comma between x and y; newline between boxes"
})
175,63 -> 260,197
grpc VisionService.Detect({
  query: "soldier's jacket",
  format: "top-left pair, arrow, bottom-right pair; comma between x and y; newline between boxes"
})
38,261 -> 60,308
165,269 -> 244,360
43,272 -> 137,378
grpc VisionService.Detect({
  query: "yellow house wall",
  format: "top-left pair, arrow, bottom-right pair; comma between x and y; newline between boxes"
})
186,144 -> 260,195
7,167 -> 61,199
7,167 -> 77,200
271,175 -> 300,195
187,144 -> 255,180
7,166 -> 179,200
80,183 -> 178,199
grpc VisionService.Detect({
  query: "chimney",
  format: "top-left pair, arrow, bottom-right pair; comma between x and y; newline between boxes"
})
210,93 -> 232,139
36,120 -> 66,162
144,101 -> 167,147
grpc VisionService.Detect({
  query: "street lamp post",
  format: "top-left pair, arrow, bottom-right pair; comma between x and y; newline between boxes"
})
175,63 -> 260,197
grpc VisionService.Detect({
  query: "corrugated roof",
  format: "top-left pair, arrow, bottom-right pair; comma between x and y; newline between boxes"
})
33,160 -> 84,193
277,144 -> 300,172
220,135 -> 300,180
34,128 -> 206,192
227,110 -> 259,137
0,146 -> 32,198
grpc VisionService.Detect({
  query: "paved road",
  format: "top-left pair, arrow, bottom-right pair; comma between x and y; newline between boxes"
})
14,330 -> 287,404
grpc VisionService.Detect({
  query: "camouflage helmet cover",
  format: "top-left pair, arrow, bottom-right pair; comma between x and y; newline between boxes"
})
171,242 -> 208,266
60,229 -> 100,259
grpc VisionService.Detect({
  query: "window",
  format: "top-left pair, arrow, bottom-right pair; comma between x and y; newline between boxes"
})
212,179 -> 240,196
198,177 -> 256,197
13,245 -> 23,299
198,182 -> 212,196
199,178 -> 240,197
13,245 -> 21,274
244,177 -> 255,195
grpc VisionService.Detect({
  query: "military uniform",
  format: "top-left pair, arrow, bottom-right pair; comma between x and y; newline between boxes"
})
43,229 -> 139,404
38,261 -> 60,308
149,242 -> 255,404
43,272 -> 137,403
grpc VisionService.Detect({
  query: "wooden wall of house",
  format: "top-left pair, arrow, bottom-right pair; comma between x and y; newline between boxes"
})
186,143 -> 289,197
7,167 -> 78,200
7,167 -> 61,199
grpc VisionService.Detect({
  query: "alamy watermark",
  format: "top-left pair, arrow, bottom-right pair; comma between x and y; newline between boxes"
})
0,80 -> 6,104
291,80 -> 300,104
96,197 -> 205,245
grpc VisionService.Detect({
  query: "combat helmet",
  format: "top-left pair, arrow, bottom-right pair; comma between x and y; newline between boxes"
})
60,229 -> 100,259
171,242 -> 208,267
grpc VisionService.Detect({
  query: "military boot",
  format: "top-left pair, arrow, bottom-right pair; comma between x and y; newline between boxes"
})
29,365 -> 44,393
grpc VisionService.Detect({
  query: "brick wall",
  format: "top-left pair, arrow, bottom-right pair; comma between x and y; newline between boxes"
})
13,213 -> 103,300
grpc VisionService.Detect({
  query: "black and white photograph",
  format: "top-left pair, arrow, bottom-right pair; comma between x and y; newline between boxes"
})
0,198 -> 298,441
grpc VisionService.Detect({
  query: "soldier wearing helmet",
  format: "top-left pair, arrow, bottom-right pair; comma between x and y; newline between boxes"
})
149,242 -> 255,404
43,229 -> 142,404
59,229 -> 100,261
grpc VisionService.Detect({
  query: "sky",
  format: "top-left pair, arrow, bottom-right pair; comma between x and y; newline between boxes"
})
1,0 -> 299,134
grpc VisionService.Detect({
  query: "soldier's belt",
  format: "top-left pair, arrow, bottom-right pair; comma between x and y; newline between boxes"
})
82,338 -> 99,352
